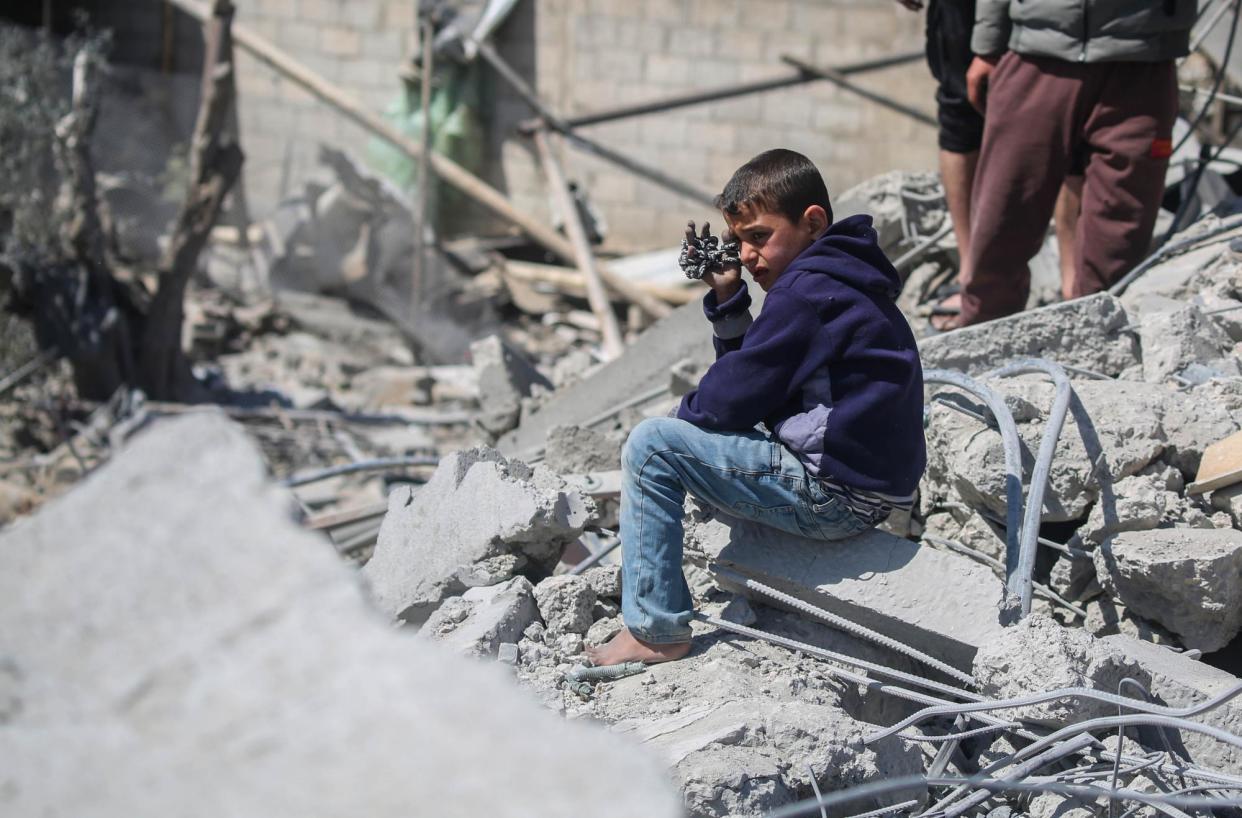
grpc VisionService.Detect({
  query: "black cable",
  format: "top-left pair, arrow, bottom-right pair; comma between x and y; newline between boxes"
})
1172,0 -> 1240,157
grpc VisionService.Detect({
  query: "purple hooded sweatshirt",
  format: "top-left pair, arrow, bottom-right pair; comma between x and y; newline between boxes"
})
677,214 -> 927,497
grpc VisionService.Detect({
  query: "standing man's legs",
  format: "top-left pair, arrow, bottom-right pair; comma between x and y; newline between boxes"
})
962,54 -> 1081,325
1073,62 -> 1178,296
924,0 -> 983,329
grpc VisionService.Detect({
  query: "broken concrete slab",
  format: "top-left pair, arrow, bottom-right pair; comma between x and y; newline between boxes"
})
470,334 -> 554,439
534,574 -> 597,636
924,378 -> 1168,523
422,575 -> 539,658
0,413 -> 682,818
1103,634 -> 1242,774
543,423 -> 624,474
1135,297 -> 1239,384
972,614 -> 1151,727
1163,381 -> 1242,477
1095,528 -> 1242,652
362,447 -> 592,624
918,293 -> 1138,377
686,512 -> 1007,672
1076,471 -> 1174,547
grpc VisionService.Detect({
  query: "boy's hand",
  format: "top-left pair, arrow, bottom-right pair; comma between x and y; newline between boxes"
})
679,221 -> 742,299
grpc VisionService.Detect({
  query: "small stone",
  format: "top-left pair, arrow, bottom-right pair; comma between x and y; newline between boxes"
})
557,634 -> 584,656
582,564 -> 622,599
534,575 -> 597,636
972,614 -> 1151,726
497,642 -> 520,666
586,616 -> 623,647
593,599 -> 620,620
523,621 -> 546,643
720,595 -> 757,627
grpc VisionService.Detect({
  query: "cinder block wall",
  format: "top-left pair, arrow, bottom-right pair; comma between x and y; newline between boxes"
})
225,0 -> 938,254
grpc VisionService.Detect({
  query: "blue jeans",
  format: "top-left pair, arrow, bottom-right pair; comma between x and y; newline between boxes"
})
619,416 -> 874,644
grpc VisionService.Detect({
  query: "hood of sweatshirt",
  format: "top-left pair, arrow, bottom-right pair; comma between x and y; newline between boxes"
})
783,214 -> 902,300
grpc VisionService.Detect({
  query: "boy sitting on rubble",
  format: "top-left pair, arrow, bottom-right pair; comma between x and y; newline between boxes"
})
586,148 -> 926,667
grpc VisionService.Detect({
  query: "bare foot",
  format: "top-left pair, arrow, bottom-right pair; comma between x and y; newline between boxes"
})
584,627 -> 691,667
929,292 -> 963,332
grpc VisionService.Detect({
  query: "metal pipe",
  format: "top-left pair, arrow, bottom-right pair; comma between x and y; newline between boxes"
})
924,370 -> 1025,583
475,39 -> 716,207
559,50 -> 923,130
1109,212 -> 1242,295
698,614 -> 985,703
942,734 -> 1098,818
282,455 -> 438,487
568,535 -> 622,575
780,55 -> 937,128
985,360 -> 1073,620
892,220 -> 954,273
712,565 -> 976,686
412,13 -> 434,310
868,680 -> 1242,746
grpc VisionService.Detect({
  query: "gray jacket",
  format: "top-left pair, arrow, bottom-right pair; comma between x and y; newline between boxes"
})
973,0 -> 1195,63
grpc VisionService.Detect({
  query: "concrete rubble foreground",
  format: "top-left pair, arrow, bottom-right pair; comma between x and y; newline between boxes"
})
0,414 -> 681,818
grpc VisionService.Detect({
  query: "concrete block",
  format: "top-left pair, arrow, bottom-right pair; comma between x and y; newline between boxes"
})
422,576 -> 540,658
924,378 -> 1168,523
918,293 -> 1139,377
1095,528 -> 1242,652
686,513 -> 1007,672
534,575 -> 597,636
544,424 -> 624,474
972,614 -> 1152,727
1103,634 -> 1242,773
0,414 -> 682,817
1137,297 -> 1238,383
1160,378 -> 1242,476
362,447 -> 592,624
471,334 -> 554,439
582,564 -> 622,599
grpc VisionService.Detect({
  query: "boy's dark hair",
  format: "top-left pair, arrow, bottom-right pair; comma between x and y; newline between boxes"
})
715,148 -> 833,225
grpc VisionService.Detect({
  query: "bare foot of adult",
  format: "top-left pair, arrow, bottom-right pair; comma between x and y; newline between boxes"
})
584,628 -> 692,667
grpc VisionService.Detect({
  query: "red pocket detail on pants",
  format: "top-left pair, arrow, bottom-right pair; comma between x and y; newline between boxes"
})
1150,138 -> 1173,159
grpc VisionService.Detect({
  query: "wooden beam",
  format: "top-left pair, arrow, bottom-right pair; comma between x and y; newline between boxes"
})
163,0 -> 670,319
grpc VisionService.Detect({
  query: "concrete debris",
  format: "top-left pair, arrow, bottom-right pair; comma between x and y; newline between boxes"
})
924,378 -> 1167,523
1210,483 -> 1242,525
1135,296 -> 1240,384
835,170 -> 945,256
1027,794 -> 1097,818
971,614 -> 1152,727
687,511 -> 1007,672
1095,528 -> 1242,652
1076,471 -> 1175,547
362,446 -> 593,624
1106,634 -> 1242,772
918,293 -> 1138,376
422,575 -> 539,658
586,615 -> 623,647
0,413 -> 681,817
721,594 -> 759,627
470,334 -> 554,439
1082,596 -> 1181,647
543,423 -> 625,473
534,574 -> 598,636
581,564 -> 622,599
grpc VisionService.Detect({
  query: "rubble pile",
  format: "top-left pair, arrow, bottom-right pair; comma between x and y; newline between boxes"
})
6,161 -> 1242,817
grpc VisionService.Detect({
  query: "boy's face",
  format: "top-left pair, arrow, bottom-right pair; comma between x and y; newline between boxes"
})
723,203 -> 827,291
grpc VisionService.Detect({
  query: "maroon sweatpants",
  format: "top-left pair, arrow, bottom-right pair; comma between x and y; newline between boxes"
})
960,53 -> 1177,326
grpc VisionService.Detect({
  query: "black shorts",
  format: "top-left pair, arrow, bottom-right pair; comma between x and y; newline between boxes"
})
925,0 -> 984,154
